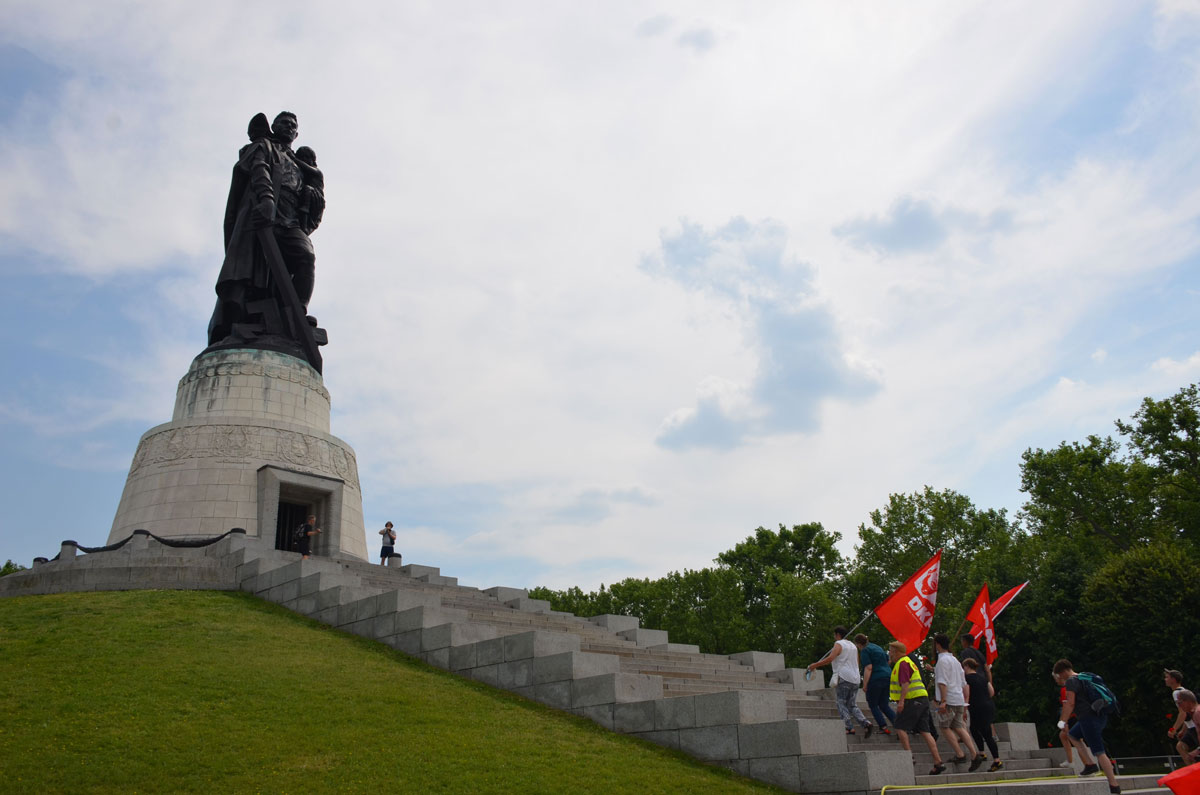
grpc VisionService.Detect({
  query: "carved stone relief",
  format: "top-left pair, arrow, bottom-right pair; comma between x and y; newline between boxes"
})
129,423 -> 359,490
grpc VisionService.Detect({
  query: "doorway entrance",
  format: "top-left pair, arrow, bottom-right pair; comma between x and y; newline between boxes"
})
275,501 -> 310,552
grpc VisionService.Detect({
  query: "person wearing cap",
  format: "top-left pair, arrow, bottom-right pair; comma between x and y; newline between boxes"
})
379,521 -> 398,566
1167,670 -> 1199,764
887,640 -> 947,775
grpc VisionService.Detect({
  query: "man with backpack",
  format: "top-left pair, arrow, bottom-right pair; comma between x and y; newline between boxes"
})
295,514 -> 321,559
1054,659 -> 1121,794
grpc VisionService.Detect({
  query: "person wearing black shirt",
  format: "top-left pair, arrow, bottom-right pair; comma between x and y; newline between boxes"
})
963,657 -> 1002,771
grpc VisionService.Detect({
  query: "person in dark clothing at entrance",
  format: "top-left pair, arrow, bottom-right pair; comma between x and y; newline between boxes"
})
296,514 -> 321,559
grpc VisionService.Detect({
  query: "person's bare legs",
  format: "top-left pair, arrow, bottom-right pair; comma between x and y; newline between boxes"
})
921,731 -> 944,765
1069,736 -> 1096,765
1096,752 -> 1118,788
955,727 -> 980,759
1060,727 -> 1075,763
897,730 -> 912,751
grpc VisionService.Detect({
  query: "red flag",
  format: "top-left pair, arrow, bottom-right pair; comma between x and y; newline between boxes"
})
873,549 -> 942,654
965,584 -> 998,663
988,581 -> 1028,621
969,580 -> 1029,636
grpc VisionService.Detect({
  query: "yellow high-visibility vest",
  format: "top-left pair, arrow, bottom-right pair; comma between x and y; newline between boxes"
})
890,655 -> 929,700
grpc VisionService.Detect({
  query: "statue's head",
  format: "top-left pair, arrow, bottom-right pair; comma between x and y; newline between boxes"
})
272,111 -> 298,145
295,146 -> 317,167
247,113 -> 271,142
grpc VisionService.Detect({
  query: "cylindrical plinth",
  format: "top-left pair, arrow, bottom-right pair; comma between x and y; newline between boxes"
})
108,349 -> 367,560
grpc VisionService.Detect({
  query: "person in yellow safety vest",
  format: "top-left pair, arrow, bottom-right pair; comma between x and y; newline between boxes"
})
888,640 -> 947,775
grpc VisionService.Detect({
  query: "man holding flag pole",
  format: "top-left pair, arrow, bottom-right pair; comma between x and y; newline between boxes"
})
867,550 -> 948,774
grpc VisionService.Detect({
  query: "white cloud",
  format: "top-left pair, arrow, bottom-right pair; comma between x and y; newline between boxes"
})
2,1 -> 1200,588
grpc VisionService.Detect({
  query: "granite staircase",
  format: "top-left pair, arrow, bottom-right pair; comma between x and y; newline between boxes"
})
1,532 -> 1171,795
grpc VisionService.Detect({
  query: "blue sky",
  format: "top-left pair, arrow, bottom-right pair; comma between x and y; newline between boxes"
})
3,2 -> 1200,591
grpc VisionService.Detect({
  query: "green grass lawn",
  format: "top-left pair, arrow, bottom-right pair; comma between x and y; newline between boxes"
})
0,590 -> 781,794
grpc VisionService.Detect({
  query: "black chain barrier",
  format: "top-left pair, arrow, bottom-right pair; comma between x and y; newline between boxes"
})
49,528 -> 247,562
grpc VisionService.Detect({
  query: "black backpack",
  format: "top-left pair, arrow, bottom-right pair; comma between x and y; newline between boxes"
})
1076,672 -> 1120,716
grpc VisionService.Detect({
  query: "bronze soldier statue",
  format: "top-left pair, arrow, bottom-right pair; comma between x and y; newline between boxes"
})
205,111 -> 327,371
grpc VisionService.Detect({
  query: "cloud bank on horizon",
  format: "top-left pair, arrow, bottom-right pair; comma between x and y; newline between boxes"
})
2,1 -> 1200,590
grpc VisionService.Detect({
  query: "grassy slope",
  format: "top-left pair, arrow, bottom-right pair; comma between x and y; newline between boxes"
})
0,590 -> 781,794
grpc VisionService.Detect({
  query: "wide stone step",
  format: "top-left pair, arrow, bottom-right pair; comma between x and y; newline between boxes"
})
884,778 -> 1110,795
914,763 -> 1067,785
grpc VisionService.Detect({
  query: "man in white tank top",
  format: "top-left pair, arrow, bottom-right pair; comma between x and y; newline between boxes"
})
808,625 -> 875,736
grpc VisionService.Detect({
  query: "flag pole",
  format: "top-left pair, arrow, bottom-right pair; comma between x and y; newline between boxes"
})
950,615 -> 971,651
845,609 -> 874,639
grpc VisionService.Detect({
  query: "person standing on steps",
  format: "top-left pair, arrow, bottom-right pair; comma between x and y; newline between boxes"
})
1054,659 -> 1121,794
887,640 -> 947,775
808,626 -> 874,737
295,514 -> 321,560
933,633 -> 985,771
856,633 -> 896,735
379,521 -> 398,566
963,657 -> 1002,771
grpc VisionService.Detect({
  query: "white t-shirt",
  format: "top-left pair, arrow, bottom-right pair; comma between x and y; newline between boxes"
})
934,652 -> 968,706
1174,687 -> 1196,728
832,639 -> 861,685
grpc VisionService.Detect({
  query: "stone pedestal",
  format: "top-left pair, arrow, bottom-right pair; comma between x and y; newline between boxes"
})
108,349 -> 367,560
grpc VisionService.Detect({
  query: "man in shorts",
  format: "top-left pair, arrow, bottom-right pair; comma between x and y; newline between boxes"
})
888,640 -> 948,775
933,633 -> 984,771
1054,659 -> 1121,794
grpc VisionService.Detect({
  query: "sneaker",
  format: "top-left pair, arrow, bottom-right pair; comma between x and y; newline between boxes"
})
845,729 -> 855,735
863,723 -> 874,739
952,755 -> 969,764
1108,787 -> 1120,795
1059,761 -> 1073,768
1079,764 -> 1100,776
989,760 -> 1004,773
929,763 -> 947,775
880,727 -> 892,735
969,755 -> 986,772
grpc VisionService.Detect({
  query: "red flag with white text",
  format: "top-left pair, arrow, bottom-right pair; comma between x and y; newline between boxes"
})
969,580 -> 1028,639
966,584 -> 998,664
873,549 -> 942,654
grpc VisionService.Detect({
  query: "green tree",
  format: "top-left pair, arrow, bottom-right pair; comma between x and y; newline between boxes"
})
1080,541 -> 1200,755
1116,383 -> 1200,543
1,560 -> 26,577
1020,435 -> 1157,550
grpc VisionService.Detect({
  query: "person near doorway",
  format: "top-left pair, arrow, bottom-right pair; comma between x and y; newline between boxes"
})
296,515 -> 321,559
379,521 -> 398,565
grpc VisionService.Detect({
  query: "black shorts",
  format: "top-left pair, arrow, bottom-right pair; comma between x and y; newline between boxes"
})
896,696 -> 934,735
1182,726 -> 1199,751
381,545 -> 395,558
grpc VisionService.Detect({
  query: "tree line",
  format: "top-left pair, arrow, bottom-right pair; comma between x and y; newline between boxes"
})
531,383 -> 1200,755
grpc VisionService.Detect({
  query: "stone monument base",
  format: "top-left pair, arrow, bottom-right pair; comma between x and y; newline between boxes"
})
108,349 -> 367,560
